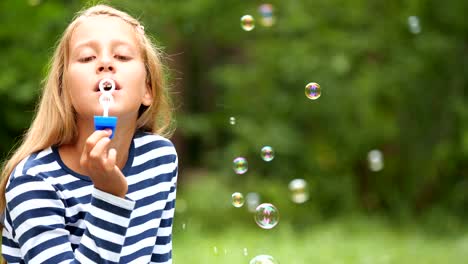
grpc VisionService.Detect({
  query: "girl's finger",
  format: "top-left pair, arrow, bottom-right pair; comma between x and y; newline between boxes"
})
89,136 -> 111,160
103,148 -> 117,171
83,130 -> 112,155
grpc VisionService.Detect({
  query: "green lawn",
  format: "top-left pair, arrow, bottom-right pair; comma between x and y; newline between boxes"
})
173,217 -> 468,264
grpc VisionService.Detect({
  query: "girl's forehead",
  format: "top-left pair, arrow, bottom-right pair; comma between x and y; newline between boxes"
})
70,15 -> 139,48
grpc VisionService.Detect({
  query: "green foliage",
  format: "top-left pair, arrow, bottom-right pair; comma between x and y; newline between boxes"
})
1,0 -> 467,222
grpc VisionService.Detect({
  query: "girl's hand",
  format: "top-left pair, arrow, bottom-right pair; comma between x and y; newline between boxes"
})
80,130 -> 128,198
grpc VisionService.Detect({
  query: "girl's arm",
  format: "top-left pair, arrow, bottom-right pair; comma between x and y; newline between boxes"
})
3,174 -> 135,264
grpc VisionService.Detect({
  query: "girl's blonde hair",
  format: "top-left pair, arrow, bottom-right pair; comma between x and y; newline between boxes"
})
0,4 -> 174,211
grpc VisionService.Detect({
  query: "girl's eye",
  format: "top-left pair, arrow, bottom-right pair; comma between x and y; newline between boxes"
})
78,56 -> 95,63
115,55 -> 131,61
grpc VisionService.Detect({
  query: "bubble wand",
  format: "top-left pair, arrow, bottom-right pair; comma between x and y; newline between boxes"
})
94,78 -> 118,139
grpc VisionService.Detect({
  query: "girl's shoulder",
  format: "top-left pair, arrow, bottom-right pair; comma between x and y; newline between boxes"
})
134,131 -> 175,147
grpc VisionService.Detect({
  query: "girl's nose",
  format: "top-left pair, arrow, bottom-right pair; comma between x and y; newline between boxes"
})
98,65 -> 114,73
97,57 -> 115,73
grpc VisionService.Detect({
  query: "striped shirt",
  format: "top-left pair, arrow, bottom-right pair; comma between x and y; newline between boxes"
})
1,131 -> 178,264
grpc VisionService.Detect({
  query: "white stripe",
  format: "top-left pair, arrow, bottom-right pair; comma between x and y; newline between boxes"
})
160,208 -> 175,220
134,134 -> 167,148
128,255 -> 152,264
5,180 -> 53,203
10,199 -> 64,222
152,241 -> 172,254
125,218 -> 160,237
26,161 -> 61,176
127,163 -> 177,185
156,226 -> 172,237
35,148 -> 53,160
121,236 -> 156,257
28,243 -> 71,263
84,220 -> 126,244
75,247 -> 96,263
132,146 -> 175,167
15,215 -> 64,240
127,181 -> 173,201
80,234 -> 121,262
1,245 -> 21,257
13,157 -> 28,177
20,228 -> 69,258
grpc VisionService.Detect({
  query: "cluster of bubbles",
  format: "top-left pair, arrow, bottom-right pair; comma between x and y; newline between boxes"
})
236,5 -> 325,264
368,149 -> 384,172
241,3 -> 276,31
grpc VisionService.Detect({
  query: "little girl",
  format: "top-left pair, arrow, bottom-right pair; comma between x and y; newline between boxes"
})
0,4 -> 177,264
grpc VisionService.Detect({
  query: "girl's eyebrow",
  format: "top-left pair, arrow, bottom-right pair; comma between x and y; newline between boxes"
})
72,39 -> 135,51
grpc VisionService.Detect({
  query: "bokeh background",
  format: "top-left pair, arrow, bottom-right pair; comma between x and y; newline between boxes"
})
1,0 -> 468,263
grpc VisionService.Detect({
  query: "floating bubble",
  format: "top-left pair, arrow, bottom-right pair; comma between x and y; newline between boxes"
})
288,179 -> 309,204
261,146 -> 275,162
305,82 -> 321,100
232,192 -> 245,207
258,4 -> 275,27
230,116 -> 236,125
233,157 -> 248,174
246,192 -> 260,213
244,248 -> 249,256
241,15 -> 255,31
408,16 -> 421,34
255,203 -> 279,229
368,149 -> 384,172
249,254 -> 279,264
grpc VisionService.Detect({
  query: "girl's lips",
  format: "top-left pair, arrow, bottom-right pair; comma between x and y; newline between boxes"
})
94,78 -> 122,92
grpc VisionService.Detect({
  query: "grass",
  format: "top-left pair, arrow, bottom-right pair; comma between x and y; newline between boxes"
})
173,216 -> 468,264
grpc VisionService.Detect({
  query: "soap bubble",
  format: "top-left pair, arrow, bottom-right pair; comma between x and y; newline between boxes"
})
305,82 -> 321,100
246,192 -> 260,212
368,149 -> 384,172
258,4 -> 275,27
229,116 -> 236,125
241,15 -> 255,31
408,16 -> 421,34
255,203 -> 279,229
233,157 -> 248,174
232,192 -> 245,207
249,254 -> 279,264
261,146 -> 275,162
244,248 -> 249,256
288,179 -> 309,203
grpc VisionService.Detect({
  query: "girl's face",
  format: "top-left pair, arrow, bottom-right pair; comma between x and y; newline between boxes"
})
66,15 -> 152,122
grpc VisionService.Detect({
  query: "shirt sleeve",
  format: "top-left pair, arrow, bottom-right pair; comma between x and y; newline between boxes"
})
4,174 -> 135,264
150,155 -> 178,264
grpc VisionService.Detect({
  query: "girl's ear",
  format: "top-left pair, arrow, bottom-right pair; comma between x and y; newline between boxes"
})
142,84 -> 153,106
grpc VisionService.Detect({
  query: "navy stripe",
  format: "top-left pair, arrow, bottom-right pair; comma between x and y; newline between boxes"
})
78,243 -> 119,264
120,246 -> 153,263
13,208 -> 65,233
156,235 -> 171,245
85,214 -> 127,236
91,196 -> 133,218
131,154 -> 176,175
151,251 -> 171,262
24,235 -> 69,261
17,223 -> 64,246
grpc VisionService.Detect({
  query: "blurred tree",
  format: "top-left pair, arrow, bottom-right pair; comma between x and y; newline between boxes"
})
0,0 -> 467,224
